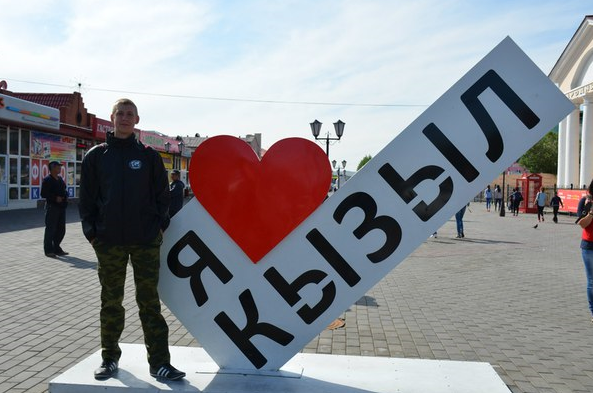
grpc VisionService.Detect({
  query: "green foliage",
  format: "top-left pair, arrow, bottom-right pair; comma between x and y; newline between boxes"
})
518,131 -> 557,174
357,155 -> 373,171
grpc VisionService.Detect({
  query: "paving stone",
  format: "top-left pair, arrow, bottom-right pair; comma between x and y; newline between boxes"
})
2,204 -> 593,392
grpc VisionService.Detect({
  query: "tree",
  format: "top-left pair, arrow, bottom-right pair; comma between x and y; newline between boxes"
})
357,155 -> 373,171
518,131 -> 557,174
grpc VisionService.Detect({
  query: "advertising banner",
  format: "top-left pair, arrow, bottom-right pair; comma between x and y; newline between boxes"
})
558,189 -> 588,213
30,131 -> 76,162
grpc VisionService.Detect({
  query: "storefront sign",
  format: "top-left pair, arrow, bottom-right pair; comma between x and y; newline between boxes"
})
159,37 -> 575,371
140,130 -> 181,153
92,118 -> 114,140
31,131 -> 76,162
160,152 -> 174,169
0,93 -> 59,131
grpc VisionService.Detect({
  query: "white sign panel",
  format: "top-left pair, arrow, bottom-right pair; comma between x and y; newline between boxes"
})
160,37 -> 574,371
0,93 -> 60,131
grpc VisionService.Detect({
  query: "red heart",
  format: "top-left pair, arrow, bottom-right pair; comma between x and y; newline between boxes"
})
190,136 -> 332,263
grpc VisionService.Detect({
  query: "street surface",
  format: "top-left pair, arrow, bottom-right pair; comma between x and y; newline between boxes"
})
0,203 -> 591,393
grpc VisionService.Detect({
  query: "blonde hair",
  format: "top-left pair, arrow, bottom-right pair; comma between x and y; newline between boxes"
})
111,98 -> 138,115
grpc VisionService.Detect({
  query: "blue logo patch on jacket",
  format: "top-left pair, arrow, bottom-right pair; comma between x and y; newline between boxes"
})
129,160 -> 142,170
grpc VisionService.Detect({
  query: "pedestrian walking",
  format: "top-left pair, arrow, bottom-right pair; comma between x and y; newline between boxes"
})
455,204 -> 467,238
484,185 -> 492,212
511,188 -> 523,216
79,98 -> 185,381
41,161 -> 68,257
534,187 -> 547,222
493,185 -> 502,212
550,191 -> 564,223
576,179 -> 593,324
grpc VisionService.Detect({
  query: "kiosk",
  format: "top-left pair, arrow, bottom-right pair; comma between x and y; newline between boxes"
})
516,173 -> 542,214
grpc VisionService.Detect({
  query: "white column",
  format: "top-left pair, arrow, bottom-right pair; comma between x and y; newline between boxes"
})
557,116 -> 567,187
580,98 -> 593,188
565,106 -> 581,188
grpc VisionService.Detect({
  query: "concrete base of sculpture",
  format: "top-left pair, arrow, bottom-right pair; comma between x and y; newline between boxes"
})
49,344 -> 510,392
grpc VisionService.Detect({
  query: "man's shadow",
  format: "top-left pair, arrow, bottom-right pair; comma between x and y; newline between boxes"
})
55,255 -> 97,270
0,206 -> 80,233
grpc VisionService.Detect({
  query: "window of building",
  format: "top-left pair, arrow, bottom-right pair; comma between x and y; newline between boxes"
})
76,146 -> 85,161
0,126 -> 7,155
0,156 -> 5,183
9,157 -> 17,184
67,162 -> 74,186
20,157 -> 29,186
75,163 -> 81,197
9,129 -> 18,155
20,129 -> 29,156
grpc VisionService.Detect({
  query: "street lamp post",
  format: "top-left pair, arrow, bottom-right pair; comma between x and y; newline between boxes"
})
332,159 -> 347,189
310,119 -> 345,157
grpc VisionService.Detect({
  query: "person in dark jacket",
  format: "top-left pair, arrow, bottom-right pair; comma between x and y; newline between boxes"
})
550,192 -> 564,223
511,188 -> 523,216
79,98 -> 185,382
169,169 -> 185,217
41,160 -> 68,257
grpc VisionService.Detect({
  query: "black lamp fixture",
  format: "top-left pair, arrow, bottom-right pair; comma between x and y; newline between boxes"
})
310,119 -> 345,156
164,141 -> 171,153
331,159 -> 347,189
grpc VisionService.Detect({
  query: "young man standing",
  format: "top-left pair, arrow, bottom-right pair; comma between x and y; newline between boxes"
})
41,160 -> 68,257
79,98 -> 185,381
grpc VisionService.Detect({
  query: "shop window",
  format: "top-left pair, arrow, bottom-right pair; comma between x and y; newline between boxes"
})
9,187 -> 18,200
20,129 -> 29,156
67,162 -> 75,186
9,129 -> 18,155
0,156 -> 6,183
76,147 -> 85,161
20,157 -> 29,185
9,157 -> 17,184
20,187 -> 29,200
75,163 -> 81,186
0,126 -> 7,155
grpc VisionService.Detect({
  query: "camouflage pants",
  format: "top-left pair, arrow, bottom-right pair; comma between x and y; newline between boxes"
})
93,233 -> 170,367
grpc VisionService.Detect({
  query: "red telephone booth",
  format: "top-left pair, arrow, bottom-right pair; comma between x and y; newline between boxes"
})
516,173 -> 542,214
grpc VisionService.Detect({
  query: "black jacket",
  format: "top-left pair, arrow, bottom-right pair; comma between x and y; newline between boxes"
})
41,175 -> 68,208
169,179 -> 185,216
79,132 -> 170,245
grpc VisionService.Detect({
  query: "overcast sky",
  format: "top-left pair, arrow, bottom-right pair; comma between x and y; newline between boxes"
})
0,0 -> 590,169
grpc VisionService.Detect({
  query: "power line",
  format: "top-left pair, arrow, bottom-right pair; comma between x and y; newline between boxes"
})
1,77 -> 428,108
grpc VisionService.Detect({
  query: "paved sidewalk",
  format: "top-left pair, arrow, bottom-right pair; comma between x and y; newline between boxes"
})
0,203 -> 592,392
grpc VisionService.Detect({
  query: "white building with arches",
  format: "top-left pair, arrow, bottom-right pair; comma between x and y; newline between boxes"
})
550,15 -> 593,189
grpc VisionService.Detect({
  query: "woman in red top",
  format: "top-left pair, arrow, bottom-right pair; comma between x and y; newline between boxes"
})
577,179 -> 593,323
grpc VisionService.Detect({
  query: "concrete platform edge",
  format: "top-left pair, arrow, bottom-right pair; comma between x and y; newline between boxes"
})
48,343 -> 510,393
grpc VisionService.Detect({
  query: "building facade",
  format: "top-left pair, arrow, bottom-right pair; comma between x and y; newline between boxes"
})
0,89 -> 95,210
0,84 -> 189,210
550,15 -> 593,190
